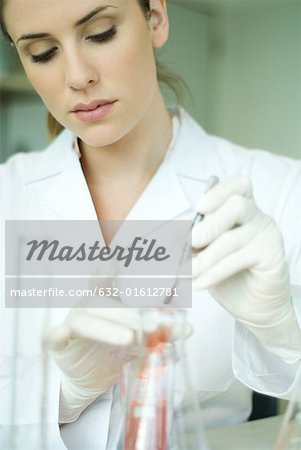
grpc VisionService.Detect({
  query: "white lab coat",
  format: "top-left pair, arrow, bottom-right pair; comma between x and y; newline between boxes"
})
0,108 -> 300,449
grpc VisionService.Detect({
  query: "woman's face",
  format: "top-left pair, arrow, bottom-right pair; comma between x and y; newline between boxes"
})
4,0 -> 168,147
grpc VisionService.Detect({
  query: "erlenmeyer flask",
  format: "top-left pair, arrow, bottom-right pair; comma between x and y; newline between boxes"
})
107,309 -> 210,450
274,364 -> 301,450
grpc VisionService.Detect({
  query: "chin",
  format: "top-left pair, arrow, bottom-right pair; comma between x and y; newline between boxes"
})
75,124 -> 125,149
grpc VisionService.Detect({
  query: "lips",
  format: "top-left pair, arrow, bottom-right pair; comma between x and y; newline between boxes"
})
72,99 -> 116,113
72,99 -> 117,123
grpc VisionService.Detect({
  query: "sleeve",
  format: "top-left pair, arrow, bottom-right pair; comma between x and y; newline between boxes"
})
0,162 -> 67,448
232,156 -> 301,399
60,390 -> 113,449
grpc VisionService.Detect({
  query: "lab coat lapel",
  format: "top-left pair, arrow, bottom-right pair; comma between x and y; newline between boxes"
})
35,130 -> 98,221
44,157 -> 98,221
125,160 -> 192,221
173,108 -> 225,185
127,107 -> 224,222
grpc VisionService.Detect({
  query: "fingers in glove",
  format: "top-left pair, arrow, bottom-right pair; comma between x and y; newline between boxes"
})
48,308 -> 160,351
193,242 -> 257,289
192,224 -> 257,277
90,309 -> 193,342
86,308 -> 157,333
47,325 -> 71,351
46,317 -> 133,350
47,308 -> 139,350
69,311 -> 135,346
196,176 -> 253,214
192,195 -> 258,249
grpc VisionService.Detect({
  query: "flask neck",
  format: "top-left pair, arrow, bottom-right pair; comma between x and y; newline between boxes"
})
136,309 -> 186,364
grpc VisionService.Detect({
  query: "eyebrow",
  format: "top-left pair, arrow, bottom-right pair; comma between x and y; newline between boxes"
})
76,5 -> 117,26
17,5 -> 117,44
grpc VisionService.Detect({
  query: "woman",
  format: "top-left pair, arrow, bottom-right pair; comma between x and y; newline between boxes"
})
0,0 -> 300,448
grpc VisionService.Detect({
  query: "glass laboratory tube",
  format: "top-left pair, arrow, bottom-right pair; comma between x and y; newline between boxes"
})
107,308 -> 210,450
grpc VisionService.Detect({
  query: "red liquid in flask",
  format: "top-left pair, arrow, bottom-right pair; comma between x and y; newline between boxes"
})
124,327 -> 171,450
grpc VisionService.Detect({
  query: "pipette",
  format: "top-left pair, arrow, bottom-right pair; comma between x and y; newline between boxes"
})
164,175 -> 219,304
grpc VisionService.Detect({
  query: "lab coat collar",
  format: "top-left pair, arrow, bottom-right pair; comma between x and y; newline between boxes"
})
173,108 -> 224,181
26,108 -> 224,222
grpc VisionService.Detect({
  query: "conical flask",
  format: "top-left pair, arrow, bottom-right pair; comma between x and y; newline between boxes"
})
106,309 -> 210,450
274,364 -> 301,450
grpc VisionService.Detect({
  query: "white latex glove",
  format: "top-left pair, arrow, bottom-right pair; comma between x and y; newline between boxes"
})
192,176 -> 301,361
47,303 -> 147,424
47,277 -> 192,424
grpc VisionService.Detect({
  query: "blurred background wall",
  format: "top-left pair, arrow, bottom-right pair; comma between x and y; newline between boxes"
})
0,0 -> 300,163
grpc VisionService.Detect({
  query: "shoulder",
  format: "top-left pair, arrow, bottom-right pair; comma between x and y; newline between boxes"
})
178,108 -> 301,217
0,129 -> 73,181
1,149 -> 44,186
179,107 -> 300,180
210,134 -> 301,218
0,129 -> 73,211
211,132 -> 300,179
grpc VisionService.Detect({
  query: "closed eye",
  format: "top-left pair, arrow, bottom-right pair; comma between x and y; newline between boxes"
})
30,26 -> 117,64
86,26 -> 117,43
31,47 -> 58,63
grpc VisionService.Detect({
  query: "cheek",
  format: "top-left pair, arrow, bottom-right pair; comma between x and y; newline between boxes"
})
22,63 -> 59,106
110,38 -> 156,97
17,49 -> 59,101
105,29 -> 156,94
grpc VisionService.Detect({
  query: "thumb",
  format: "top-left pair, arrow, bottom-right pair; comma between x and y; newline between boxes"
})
45,324 -> 71,351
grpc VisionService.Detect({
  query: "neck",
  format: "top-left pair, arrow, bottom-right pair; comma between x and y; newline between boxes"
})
79,89 -> 172,186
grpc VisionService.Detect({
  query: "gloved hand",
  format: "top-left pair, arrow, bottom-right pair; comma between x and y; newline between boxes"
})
47,302 -> 147,424
192,176 -> 301,361
47,276 -> 192,424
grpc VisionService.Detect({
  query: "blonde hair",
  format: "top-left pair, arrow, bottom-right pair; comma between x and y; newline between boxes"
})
47,113 -> 64,139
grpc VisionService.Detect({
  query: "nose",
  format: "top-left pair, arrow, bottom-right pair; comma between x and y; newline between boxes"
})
64,49 -> 99,90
